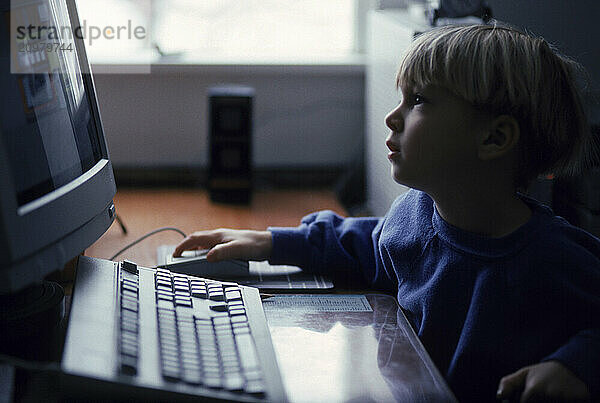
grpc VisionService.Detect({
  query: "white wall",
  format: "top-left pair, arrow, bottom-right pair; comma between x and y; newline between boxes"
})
365,10 -> 427,216
92,66 -> 365,169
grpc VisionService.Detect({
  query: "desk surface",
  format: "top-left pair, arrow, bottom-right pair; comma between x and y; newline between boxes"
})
264,294 -> 456,402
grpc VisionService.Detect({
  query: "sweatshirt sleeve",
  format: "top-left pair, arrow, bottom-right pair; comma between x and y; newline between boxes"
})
542,329 -> 600,399
537,228 -> 600,399
268,211 -> 394,291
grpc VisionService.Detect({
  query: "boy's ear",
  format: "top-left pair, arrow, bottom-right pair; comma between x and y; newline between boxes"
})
478,115 -> 520,160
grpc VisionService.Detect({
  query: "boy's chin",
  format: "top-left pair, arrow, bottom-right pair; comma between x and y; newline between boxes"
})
390,167 -> 410,186
391,169 -> 423,191
391,176 -> 414,190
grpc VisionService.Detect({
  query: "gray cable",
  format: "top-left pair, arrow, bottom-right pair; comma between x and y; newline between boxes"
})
109,227 -> 187,261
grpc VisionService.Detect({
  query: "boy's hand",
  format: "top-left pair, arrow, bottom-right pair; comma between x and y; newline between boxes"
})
496,361 -> 590,402
173,229 -> 272,262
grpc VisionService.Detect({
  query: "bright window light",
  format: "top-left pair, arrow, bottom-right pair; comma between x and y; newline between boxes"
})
75,0 -> 152,60
78,0 -> 357,61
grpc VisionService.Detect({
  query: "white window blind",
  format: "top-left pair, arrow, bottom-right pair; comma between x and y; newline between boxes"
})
153,0 -> 355,58
78,0 -> 360,62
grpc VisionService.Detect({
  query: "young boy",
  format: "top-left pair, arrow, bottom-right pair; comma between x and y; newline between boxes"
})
174,24 -> 599,402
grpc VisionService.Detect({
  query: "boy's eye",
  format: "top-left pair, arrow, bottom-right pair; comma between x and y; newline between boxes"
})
413,94 -> 424,105
399,91 -> 426,107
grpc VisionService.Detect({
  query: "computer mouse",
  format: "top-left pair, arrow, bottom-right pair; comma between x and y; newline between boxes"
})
161,250 -> 249,279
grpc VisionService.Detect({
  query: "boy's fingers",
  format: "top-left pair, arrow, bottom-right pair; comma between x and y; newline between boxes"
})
173,231 -> 223,256
205,241 -> 238,262
520,384 -> 544,403
173,238 -> 202,257
497,367 -> 529,401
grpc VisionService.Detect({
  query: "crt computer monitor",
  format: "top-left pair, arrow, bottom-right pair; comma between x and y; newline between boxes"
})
0,0 -> 116,296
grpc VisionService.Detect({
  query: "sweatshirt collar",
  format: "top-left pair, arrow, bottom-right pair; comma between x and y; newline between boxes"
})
431,194 -> 550,258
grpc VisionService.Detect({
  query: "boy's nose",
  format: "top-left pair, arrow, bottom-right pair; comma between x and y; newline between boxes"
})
385,107 -> 403,132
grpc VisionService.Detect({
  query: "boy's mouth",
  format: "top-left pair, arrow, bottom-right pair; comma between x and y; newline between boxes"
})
388,151 -> 401,162
386,138 -> 402,162
386,139 -> 401,153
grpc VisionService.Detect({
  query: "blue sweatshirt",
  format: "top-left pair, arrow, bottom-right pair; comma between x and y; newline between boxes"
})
268,190 -> 600,402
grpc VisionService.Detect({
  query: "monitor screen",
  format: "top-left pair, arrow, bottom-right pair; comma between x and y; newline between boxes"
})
1,0 -> 103,207
0,0 -> 116,293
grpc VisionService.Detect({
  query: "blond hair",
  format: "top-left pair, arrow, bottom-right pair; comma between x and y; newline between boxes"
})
397,23 -> 592,187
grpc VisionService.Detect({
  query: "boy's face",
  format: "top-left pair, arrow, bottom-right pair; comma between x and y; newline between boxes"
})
384,84 -> 490,192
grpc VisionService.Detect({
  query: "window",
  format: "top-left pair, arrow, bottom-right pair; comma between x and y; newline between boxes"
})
76,0 -> 364,62
75,0 -> 152,60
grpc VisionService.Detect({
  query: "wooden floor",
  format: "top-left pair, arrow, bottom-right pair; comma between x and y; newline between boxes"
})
86,188 -> 346,267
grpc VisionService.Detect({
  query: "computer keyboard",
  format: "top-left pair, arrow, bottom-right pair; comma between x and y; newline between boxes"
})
62,256 -> 287,402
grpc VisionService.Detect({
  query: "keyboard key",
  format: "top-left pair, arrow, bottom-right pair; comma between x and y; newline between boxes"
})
158,322 -> 177,334
225,289 -> 242,302
235,333 -> 260,372
210,304 -> 229,312
208,292 -> 225,301
121,340 -> 138,357
245,369 -> 263,381
203,375 -> 222,389
174,285 -> 189,293
161,346 -> 178,358
175,291 -> 190,299
157,294 -> 174,303
202,359 -> 220,370
122,289 -> 137,300
224,374 -> 245,391
155,275 -> 170,284
121,330 -> 137,344
157,306 -> 176,315
123,277 -> 138,287
172,275 -> 188,284
156,284 -> 172,292
229,307 -> 246,316
156,278 -> 172,288
162,368 -> 180,382
121,298 -> 138,313
157,290 -> 174,299
222,355 -> 240,368
181,345 -> 200,357
120,354 -> 137,375
121,318 -> 138,334
162,356 -> 180,368
122,281 -> 138,294
179,331 -> 195,341
160,336 -> 178,348
245,379 -> 266,395
157,299 -> 174,309
183,370 -> 202,385
122,260 -> 138,275
228,300 -> 244,308
175,298 -> 192,307
191,289 -> 208,299
174,286 -> 189,294
195,320 -> 212,330
231,315 -> 249,325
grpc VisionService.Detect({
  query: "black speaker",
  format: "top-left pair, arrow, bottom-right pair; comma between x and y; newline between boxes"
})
208,86 -> 254,204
